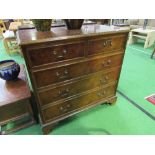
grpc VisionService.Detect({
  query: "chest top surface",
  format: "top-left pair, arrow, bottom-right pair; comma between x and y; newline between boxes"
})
17,24 -> 129,46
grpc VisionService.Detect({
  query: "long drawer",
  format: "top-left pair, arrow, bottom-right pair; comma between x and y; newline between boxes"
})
41,84 -> 116,123
88,34 -> 127,56
33,53 -> 124,88
26,41 -> 85,67
38,67 -> 120,106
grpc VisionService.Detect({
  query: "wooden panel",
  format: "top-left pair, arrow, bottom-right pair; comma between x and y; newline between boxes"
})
33,53 -> 124,88
88,34 -> 127,55
0,100 -> 29,123
42,84 -> 116,122
38,67 -> 120,106
26,42 -> 85,67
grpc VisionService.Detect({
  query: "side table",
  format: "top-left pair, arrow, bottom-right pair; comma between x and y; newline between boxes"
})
128,28 -> 155,48
0,64 -> 36,135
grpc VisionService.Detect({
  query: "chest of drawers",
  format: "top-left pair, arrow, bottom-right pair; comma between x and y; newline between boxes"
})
17,24 -> 129,134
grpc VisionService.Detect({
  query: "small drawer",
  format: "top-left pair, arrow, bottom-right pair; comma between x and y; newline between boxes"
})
0,100 -> 29,123
87,52 -> 123,73
88,34 -> 127,56
33,53 -> 123,88
38,67 -> 120,106
41,84 -> 116,123
26,42 -> 85,67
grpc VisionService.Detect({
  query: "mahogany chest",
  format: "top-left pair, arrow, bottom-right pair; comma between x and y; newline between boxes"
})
17,24 -> 129,134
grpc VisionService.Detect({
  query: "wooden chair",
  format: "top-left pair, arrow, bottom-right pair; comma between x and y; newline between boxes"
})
0,20 -> 6,38
2,20 -> 27,56
0,28 -> 3,38
9,21 -> 22,35
2,30 -> 19,55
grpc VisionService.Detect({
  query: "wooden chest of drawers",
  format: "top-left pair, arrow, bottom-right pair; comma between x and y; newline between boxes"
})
17,24 -> 129,134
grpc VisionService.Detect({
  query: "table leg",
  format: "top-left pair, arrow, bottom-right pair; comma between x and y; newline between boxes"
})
128,32 -> 133,45
0,124 -> 6,135
149,32 -> 155,48
151,49 -> 155,59
3,38 -> 10,55
144,33 -> 150,48
128,31 -> 137,45
0,125 -> 2,134
144,32 -> 155,48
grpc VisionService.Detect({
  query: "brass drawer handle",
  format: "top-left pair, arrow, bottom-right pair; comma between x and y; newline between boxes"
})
53,50 -> 57,55
56,69 -> 69,79
97,92 -> 102,97
58,88 -> 69,97
100,76 -> 109,84
63,49 -> 67,54
102,39 -> 112,47
57,55 -> 64,59
66,104 -> 71,108
102,60 -> 112,67
60,106 -> 67,113
105,76 -> 109,80
53,49 -> 67,59
103,90 -> 106,95
59,104 -> 71,113
97,90 -> 106,97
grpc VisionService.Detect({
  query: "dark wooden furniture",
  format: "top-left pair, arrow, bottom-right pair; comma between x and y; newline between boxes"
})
0,65 -> 35,134
17,24 -> 129,134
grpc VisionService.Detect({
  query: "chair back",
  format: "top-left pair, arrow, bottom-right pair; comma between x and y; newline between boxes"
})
0,20 -> 6,38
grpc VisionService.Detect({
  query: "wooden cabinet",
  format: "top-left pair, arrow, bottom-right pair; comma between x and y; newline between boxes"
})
17,24 -> 129,134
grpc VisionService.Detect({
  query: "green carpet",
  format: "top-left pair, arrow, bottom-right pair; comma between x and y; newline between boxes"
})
118,42 -> 155,116
0,39 -> 155,135
13,95 -> 155,135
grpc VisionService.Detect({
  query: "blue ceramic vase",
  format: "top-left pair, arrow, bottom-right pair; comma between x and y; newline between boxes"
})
0,60 -> 20,81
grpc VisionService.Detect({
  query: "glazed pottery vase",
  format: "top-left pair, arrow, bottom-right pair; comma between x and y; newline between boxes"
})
64,19 -> 84,30
32,19 -> 52,31
0,60 -> 20,81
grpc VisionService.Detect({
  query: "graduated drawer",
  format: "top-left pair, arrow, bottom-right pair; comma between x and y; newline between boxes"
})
41,84 -> 116,123
88,34 -> 127,56
33,53 -> 123,88
38,67 -> 120,106
26,42 -> 85,67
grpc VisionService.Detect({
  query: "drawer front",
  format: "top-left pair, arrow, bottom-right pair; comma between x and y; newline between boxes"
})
42,84 -> 116,122
38,67 -> 120,106
88,34 -> 127,56
0,100 -> 29,123
26,42 -> 85,67
33,53 -> 123,88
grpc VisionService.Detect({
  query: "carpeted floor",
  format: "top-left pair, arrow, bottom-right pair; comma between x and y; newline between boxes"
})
0,39 -> 155,135
118,42 -> 155,115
